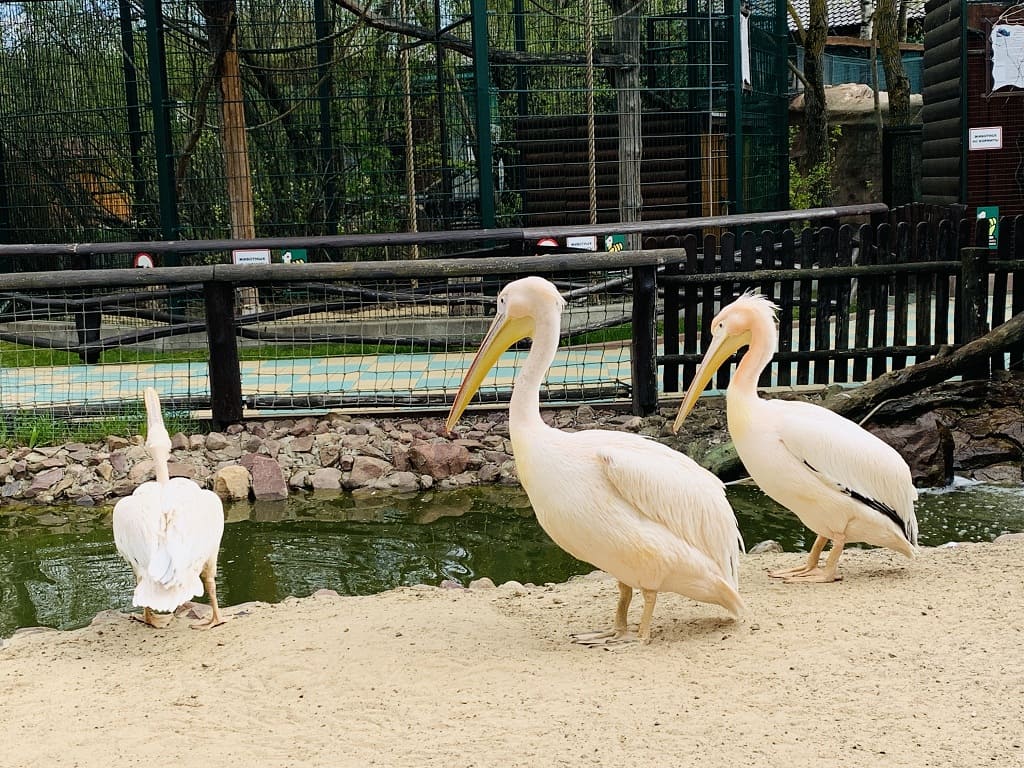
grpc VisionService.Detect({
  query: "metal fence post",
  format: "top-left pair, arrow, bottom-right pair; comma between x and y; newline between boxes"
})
959,246 -> 989,380
631,264 -> 658,415
203,281 -> 243,426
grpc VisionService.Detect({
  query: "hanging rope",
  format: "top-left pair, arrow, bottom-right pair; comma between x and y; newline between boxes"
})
585,0 -> 597,225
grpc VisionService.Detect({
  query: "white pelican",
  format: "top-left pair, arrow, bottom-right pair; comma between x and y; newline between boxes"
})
673,292 -> 918,582
113,388 -> 226,628
446,276 -> 744,644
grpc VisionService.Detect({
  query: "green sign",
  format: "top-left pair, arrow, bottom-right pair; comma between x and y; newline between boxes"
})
604,234 -> 626,253
279,248 -> 308,263
976,207 -> 999,249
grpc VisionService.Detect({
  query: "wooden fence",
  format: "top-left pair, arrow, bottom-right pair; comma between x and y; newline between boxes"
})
656,213 -> 1024,403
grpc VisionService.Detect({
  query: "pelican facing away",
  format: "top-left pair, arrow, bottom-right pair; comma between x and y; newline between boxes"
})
446,276 -> 744,644
673,293 -> 918,583
113,388 -> 226,628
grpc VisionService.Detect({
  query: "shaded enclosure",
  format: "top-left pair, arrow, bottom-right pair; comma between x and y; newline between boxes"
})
0,0 -> 789,251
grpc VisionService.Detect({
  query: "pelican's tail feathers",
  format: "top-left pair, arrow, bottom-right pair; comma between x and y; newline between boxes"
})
132,575 -> 203,613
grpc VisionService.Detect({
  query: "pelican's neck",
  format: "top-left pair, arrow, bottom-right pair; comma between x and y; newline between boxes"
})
726,313 -> 777,427
509,312 -> 560,444
149,443 -> 171,485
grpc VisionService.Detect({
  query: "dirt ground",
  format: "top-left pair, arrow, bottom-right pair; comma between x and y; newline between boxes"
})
2,541 -> 1022,768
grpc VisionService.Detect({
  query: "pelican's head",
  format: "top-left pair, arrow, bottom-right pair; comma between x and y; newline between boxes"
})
445,276 -> 565,433
672,292 -> 778,433
143,387 -> 172,468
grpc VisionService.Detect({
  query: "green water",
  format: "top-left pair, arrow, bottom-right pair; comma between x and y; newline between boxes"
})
1,482 -> 1022,638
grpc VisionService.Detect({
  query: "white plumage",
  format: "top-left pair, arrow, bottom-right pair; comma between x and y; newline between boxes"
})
673,292 -> 918,582
447,276 -> 744,644
113,388 -> 226,627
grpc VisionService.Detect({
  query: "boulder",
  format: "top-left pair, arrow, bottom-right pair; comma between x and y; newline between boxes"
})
408,441 -> 470,480
867,412 -> 954,487
311,467 -> 343,490
240,454 -> 289,500
213,465 -> 252,500
343,456 -> 392,489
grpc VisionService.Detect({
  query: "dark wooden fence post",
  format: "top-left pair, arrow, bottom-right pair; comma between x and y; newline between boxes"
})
631,264 -> 657,415
959,246 -> 990,380
204,281 -> 243,426
71,253 -> 102,363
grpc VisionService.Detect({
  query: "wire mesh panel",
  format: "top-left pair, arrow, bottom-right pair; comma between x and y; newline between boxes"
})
0,0 -> 788,256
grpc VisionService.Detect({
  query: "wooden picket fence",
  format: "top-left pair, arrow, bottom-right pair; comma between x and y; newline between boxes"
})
657,211 -> 1024,395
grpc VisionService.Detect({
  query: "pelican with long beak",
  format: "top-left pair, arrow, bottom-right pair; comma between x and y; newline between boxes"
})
446,276 -> 745,644
113,388 -> 226,628
673,292 -> 918,582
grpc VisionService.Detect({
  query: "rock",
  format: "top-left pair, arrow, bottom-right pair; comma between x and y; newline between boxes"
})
288,470 -> 309,489
128,460 -> 154,485
373,471 -> 420,493
439,579 -> 465,590
26,467 -> 63,493
408,441 -> 470,480
867,412 -> 955,487
970,463 -> 1023,484
167,462 -> 197,479
993,532 -> 1024,544
240,454 -> 289,501
106,436 -> 129,451
170,432 -> 190,451
749,539 -> 784,554
290,435 -> 315,453
469,577 -> 496,589
213,465 -> 252,501
205,432 -> 231,451
311,467 -> 343,490
319,444 -> 341,468
343,456 -> 391,489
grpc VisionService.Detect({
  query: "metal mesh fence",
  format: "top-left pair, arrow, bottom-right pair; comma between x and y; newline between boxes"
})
0,0 -> 789,254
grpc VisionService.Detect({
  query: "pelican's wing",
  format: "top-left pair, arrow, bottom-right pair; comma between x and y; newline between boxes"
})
112,484 -> 162,574
147,480 -> 225,589
770,399 -> 918,541
595,437 -> 744,584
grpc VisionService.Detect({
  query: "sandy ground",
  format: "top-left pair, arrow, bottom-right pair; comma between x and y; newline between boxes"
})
1,542 -> 1022,768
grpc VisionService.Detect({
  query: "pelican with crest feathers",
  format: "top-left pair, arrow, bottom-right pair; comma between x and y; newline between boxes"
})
113,387 -> 226,628
446,276 -> 744,644
673,293 -> 918,583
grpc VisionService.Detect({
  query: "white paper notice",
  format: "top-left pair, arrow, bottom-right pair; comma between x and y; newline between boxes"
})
991,24 -> 1024,90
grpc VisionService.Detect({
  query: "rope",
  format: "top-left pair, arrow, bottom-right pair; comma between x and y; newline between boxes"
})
400,0 -> 419,258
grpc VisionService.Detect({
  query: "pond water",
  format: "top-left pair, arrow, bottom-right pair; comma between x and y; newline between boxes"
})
1,480 -> 1022,638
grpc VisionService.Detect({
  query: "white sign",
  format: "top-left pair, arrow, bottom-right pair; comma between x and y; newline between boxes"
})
232,248 -> 272,265
991,25 -> 1024,90
969,127 -> 1003,151
133,252 -> 154,268
565,235 -> 597,251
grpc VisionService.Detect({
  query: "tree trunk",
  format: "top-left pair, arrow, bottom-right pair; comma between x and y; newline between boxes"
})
877,0 -> 914,205
609,0 -> 643,247
202,0 -> 260,314
801,0 -> 829,173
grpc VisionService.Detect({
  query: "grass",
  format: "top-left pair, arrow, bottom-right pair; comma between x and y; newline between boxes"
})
0,408 -> 202,449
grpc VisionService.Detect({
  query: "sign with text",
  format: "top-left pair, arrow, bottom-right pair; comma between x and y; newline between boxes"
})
566,235 -> 597,251
232,248 -> 272,265
968,127 -> 1003,151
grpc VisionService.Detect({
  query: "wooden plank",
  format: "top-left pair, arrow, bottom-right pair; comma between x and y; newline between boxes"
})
814,227 -> 836,385
852,224 -> 874,381
934,219 -> 954,346
662,249 -> 682,392
681,234 -> 701,391
758,230 -> 776,387
797,228 -> 814,385
872,224 -> 893,378
702,233 -> 719,391
915,221 -> 935,364
892,222 -> 911,371
833,225 -> 854,383
990,215 -> 1011,372
777,228 -> 796,387
718,232 -> 740,390
1010,216 -> 1024,371
631,264 -> 659,415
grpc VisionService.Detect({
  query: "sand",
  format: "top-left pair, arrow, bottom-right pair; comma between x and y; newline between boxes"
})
1,542 -> 1022,768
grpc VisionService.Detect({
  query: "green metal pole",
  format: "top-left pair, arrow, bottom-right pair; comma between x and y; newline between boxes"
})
727,0 -> 744,215
143,0 -> 181,260
470,0 -> 496,228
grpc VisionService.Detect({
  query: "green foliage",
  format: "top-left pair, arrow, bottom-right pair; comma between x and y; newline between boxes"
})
789,125 -> 841,210
0,405 -> 202,449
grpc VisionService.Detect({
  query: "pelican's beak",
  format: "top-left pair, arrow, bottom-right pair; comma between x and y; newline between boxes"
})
671,328 -> 750,434
445,308 -> 533,434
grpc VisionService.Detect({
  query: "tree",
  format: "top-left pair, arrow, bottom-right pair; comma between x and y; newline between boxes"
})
876,0 -> 914,205
796,0 -> 829,175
